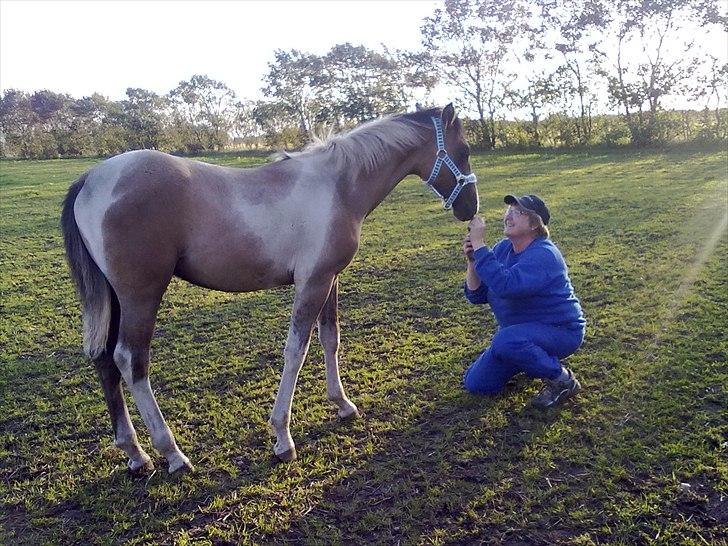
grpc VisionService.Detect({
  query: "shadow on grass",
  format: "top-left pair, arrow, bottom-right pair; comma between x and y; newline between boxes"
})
266,376 -> 574,544
1,325 -> 576,545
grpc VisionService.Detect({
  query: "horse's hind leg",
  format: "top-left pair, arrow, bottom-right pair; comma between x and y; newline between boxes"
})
114,298 -> 193,474
95,354 -> 153,473
317,277 -> 359,420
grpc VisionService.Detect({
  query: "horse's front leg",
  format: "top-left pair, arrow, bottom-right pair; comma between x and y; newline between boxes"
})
270,275 -> 334,461
318,277 -> 359,419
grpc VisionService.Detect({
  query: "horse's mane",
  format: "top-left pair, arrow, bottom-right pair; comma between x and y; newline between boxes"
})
273,107 -> 442,174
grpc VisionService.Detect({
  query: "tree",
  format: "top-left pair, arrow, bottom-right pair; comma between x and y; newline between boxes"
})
168,75 -> 237,152
511,72 -> 560,147
68,94 -> 107,155
421,0 -> 537,149
0,90 -> 35,157
121,88 -> 168,150
252,100 -> 308,149
539,0 -> 610,145
261,44 -> 430,143
319,43 -> 412,126
592,0 -> 726,145
230,100 -> 265,148
29,90 -> 73,157
693,56 -> 728,140
261,50 -> 326,138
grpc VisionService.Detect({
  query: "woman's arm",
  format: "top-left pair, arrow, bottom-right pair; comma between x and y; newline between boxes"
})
465,259 -> 481,290
472,245 -> 559,297
463,234 -> 481,290
463,232 -> 489,304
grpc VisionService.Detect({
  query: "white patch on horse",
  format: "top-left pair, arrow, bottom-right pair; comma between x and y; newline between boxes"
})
113,344 -> 134,384
319,321 -> 358,418
113,409 -> 152,472
269,324 -> 311,458
114,343 -> 192,473
74,151 -> 145,275
235,162 -> 337,275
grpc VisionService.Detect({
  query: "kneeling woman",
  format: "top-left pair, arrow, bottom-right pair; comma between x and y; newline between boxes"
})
462,194 -> 585,408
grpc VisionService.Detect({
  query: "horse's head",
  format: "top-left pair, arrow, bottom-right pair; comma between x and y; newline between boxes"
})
413,103 -> 479,221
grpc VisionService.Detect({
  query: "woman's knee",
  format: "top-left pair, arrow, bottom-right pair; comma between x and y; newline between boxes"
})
490,336 -> 529,361
463,364 -> 504,396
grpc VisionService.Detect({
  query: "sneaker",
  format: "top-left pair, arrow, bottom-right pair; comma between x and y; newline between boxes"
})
531,368 -> 581,409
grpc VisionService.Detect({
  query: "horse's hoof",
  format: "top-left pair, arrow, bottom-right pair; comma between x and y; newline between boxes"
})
128,457 -> 154,475
168,459 -> 195,475
274,447 -> 297,462
339,408 -> 360,422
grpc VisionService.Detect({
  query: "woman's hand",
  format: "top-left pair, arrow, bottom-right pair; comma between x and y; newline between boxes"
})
463,234 -> 475,262
468,216 -> 485,249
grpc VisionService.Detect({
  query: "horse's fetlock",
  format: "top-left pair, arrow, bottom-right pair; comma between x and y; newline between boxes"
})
269,412 -> 289,432
151,431 -> 176,455
114,431 -> 138,451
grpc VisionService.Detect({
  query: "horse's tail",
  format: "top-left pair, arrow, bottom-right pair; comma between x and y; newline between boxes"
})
61,174 -> 116,360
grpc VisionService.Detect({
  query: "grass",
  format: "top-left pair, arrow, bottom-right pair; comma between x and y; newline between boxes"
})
0,147 -> 726,545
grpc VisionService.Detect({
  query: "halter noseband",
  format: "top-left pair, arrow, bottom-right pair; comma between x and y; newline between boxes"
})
423,116 -> 477,210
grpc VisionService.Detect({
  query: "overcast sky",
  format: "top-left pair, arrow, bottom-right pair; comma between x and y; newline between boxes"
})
0,0 -> 440,101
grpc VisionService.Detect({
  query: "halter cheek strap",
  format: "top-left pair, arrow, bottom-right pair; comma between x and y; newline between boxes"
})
423,117 -> 478,210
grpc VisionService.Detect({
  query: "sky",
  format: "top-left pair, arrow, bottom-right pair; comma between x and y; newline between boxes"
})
1,0 -> 726,114
0,0 -> 441,102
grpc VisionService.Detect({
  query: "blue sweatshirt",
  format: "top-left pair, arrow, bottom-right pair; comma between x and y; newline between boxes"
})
464,238 -> 585,329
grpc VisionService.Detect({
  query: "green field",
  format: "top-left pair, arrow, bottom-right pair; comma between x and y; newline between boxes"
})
1,148 -> 726,545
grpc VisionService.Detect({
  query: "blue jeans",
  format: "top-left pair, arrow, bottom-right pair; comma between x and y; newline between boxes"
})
463,322 -> 585,395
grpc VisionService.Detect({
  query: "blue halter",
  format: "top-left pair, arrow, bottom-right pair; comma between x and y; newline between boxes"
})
423,116 -> 478,210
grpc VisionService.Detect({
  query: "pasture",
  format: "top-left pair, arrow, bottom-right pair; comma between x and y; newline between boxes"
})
1,147 -> 726,545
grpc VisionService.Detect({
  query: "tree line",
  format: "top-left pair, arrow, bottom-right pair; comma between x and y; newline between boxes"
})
1,0 -> 726,159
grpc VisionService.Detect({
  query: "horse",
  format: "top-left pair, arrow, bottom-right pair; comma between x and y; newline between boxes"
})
61,103 -> 479,474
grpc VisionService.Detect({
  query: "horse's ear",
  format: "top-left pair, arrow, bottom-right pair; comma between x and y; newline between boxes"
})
441,103 -> 456,127
415,102 -> 425,112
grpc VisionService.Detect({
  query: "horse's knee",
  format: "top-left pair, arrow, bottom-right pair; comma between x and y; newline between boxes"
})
320,339 -> 339,358
318,322 -> 339,348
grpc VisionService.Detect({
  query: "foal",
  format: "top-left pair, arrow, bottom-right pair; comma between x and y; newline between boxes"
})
62,104 -> 479,473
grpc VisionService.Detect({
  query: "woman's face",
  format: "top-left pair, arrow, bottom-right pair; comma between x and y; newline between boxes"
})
503,205 -> 534,239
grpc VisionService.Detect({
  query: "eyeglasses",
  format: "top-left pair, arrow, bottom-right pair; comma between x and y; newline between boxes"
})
504,206 -> 530,217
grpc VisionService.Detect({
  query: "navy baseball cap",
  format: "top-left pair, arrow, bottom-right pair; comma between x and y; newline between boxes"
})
504,194 -> 550,225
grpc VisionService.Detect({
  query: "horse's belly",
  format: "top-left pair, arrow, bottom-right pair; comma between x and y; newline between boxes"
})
174,249 -> 293,293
